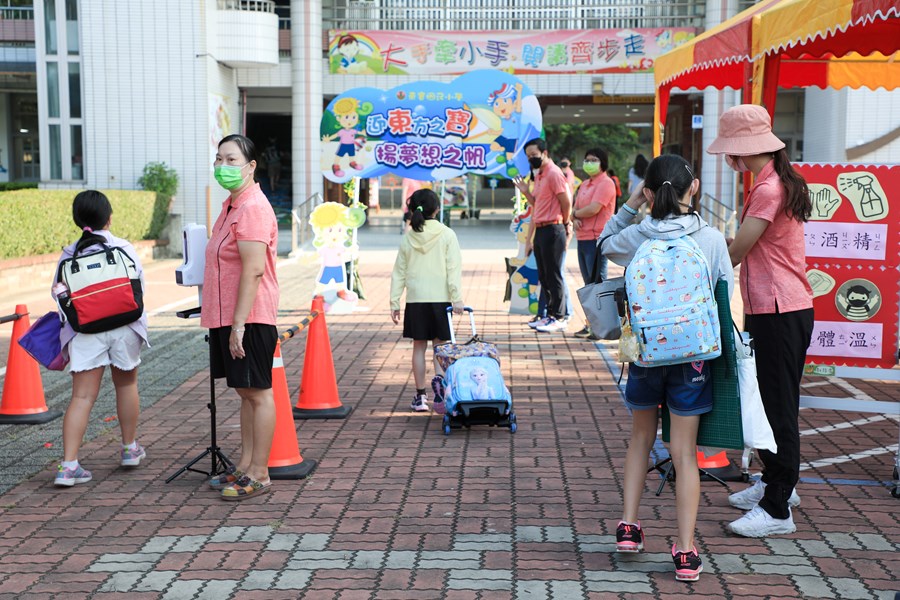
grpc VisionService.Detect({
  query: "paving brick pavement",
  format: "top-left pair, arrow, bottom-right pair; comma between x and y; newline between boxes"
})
0,217 -> 897,599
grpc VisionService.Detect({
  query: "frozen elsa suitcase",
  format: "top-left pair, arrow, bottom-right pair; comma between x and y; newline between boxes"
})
438,307 -> 516,435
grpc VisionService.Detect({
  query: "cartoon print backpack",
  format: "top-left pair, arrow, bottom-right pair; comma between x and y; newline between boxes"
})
56,234 -> 144,334
624,235 -> 721,367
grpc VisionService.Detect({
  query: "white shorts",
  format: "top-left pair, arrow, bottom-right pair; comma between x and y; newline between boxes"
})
68,326 -> 144,373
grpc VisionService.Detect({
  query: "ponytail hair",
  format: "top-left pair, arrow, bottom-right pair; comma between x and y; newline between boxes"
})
644,154 -> 695,220
407,188 -> 439,232
773,149 -> 811,222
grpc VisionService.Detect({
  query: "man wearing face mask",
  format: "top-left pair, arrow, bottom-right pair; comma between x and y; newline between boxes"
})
513,138 -> 573,333
559,157 -> 576,195
202,134 -> 280,501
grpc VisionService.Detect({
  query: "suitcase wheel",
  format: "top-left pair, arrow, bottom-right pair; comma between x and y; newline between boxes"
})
509,412 -> 517,433
442,415 -> 451,436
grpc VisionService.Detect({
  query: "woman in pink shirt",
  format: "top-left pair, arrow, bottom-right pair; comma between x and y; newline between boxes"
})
201,134 -> 280,501
572,147 -> 617,339
708,104 -> 813,538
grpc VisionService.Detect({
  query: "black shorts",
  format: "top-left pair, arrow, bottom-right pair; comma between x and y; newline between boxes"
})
403,302 -> 452,341
209,324 -> 278,389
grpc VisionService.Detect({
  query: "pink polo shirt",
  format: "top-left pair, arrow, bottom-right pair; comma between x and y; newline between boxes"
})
739,160 -> 813,315
200,183 -> 279,328
574,172 -> 616,241
532,161 -> 570,224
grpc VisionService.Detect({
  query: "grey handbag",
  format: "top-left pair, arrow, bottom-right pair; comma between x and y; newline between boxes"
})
576,236 -> 626,340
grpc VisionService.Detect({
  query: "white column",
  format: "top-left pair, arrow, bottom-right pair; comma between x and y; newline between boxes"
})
291,0 -> 324,207
701,0 -> 742,227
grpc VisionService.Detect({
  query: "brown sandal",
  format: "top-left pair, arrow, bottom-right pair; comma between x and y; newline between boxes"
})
221,475 -> 271,501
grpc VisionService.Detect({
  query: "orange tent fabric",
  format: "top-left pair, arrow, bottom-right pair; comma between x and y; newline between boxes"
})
652,0 -> 900,154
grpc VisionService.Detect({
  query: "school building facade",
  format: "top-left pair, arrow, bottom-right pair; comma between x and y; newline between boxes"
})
1,0 -> 896,237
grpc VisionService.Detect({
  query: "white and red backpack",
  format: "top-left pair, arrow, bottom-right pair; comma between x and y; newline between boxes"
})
56,233 -> 143,333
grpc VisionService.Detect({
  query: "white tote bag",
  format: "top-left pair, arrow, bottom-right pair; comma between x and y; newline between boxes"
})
736,330 -> 778,453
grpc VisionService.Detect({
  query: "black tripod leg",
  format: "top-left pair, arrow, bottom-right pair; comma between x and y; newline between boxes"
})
656,462 -> 675,496
165,448 -> 213,483
699,468 -> 729,488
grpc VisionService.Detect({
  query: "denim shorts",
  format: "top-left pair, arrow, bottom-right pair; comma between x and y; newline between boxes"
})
624,361 -> 713,417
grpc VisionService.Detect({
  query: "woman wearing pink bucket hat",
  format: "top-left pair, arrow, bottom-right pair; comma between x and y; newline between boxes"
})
707,104 -> 814,538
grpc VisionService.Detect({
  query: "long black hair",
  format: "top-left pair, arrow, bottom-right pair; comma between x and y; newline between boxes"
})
633,153 -> 649,179
73,190 -> 112,231
772,149 -> 811,222
644,154 -> 695,220
407,188 -> 440,232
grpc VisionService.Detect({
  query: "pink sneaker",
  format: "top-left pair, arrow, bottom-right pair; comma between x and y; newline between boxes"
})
332,165 -> 345,177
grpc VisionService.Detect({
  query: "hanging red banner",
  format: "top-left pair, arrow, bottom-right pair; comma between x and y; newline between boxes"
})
796,163 -> 900,369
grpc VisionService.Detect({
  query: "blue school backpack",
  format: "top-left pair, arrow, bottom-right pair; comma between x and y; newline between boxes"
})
624,235 -> 721,367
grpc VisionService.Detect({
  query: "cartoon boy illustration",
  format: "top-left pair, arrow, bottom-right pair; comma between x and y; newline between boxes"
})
323,97 -> 366,178
310,202 -> 359,296
487,82 -> 523,175
335,34 -> 374,75
837,284 -> 880,321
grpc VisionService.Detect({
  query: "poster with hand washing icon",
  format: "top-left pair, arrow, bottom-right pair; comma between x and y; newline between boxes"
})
795,163 -> 899,370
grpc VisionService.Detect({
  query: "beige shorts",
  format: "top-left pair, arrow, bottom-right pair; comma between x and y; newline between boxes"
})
68,326 -> 144,373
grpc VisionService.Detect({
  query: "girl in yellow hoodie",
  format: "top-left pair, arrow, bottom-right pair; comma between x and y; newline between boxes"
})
391,189 -> 465,412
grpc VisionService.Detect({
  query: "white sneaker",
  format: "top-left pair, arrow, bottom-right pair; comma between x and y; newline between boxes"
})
727,505 -> 796,538
410,394 -> 429,412
527,317 -> 550,329
536,318 -> 568,333
728,480 -> 801,510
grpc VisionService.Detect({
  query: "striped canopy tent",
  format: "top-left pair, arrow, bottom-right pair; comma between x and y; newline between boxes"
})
652,0 -> 900,155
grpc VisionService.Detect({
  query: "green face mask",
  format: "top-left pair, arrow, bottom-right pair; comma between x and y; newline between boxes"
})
214,164 -> 247,190
583,162 -> 601,176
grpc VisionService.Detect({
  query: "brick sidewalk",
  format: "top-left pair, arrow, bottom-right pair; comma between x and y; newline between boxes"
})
0,226 -> 897,599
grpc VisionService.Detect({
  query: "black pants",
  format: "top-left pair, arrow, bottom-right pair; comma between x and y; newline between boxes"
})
745,308 -> 814,519
532,224 -> 567,319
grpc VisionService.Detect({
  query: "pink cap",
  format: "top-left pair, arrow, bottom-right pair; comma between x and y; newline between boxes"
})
707,104 -> 785,156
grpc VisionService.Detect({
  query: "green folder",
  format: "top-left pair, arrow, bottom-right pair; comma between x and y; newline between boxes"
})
661,279 -> 744,450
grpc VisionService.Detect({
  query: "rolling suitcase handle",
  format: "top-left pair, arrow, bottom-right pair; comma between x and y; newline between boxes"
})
445,306 -> 475,344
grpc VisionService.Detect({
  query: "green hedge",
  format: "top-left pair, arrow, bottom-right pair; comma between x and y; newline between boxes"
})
0,189 -> 168,260
0,182 -> 38,192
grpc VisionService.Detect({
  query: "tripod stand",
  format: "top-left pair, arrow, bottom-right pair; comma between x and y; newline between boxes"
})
166,307 -> 233,483
648,456 -> 729,497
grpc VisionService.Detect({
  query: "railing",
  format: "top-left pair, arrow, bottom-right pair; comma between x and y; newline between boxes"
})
323,0 -> 706,31
216,0 -> 275,13
0,5 -> 34,20
699,192 -> 737,238
290,192 -> 324,256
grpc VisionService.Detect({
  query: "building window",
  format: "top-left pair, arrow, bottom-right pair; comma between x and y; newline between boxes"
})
43,0 -> 57,54
49,123 -> 61,179
68,62 -> 80,118
46,61 -> 59,117
65,0 -> 78,55
71,124 -> 83,180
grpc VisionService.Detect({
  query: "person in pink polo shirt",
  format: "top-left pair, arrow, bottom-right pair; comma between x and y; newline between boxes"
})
201,134 -> 280,501
572,147 -> 617,340
708,104 -> 814,538
513,137 -> 573,333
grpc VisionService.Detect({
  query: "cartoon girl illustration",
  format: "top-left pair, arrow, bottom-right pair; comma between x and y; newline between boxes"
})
334,34 -> 374,75
322,97 -> 366,178
466,366 -> 495,400
487,83 -> 523,175
309,202 -> 359,296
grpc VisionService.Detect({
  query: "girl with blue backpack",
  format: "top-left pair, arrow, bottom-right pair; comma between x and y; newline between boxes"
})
599,154 -> 734,582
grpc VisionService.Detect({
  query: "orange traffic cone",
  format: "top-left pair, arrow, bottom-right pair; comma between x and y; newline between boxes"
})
293,296 -> 352,419
268,342 -> 316,479
0,305 -> 61,424
697,448 -> 743,482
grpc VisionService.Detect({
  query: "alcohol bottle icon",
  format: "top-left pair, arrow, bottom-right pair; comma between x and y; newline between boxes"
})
853,175 -> 884,219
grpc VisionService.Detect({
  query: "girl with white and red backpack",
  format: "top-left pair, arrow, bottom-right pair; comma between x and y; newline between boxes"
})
52,190 -> 149,487
599,154 -> 734,582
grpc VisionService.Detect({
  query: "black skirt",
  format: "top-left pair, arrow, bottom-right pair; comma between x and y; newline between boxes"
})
403,302 -> 453,341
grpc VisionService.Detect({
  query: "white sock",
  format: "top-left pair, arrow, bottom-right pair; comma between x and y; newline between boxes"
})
62,460 -> 79,470
123,440 -> 139,450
